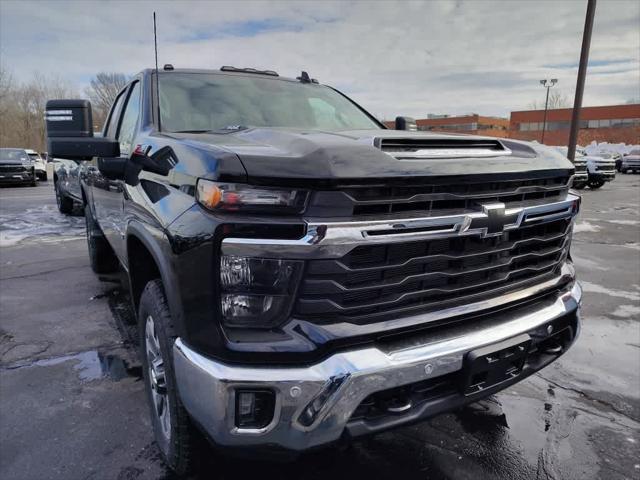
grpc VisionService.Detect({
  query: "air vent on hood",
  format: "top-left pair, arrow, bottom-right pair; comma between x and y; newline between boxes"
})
378,138 -> 512,159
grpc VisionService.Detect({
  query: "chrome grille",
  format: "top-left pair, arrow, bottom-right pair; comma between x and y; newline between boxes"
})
573,162 -> 587,173
295,218 -> 571,323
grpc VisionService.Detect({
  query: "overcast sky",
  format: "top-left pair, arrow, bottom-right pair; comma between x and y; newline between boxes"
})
1,0 -> 638,119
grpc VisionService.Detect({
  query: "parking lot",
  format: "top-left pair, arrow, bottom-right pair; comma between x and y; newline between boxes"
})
0,177 -> 638,480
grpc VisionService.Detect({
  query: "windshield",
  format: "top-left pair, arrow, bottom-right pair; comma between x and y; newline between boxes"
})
0,148 -> 29,161
630,149 -> 640,155
28,153 -> 40,160
159,73 -> 381,132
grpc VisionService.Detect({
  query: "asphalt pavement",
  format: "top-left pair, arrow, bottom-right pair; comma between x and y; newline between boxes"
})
0,177 -> 639,480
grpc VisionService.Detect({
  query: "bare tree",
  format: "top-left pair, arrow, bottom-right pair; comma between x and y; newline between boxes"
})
548,90 -> 571,109
0,69 -> 77,151
0,65 -> 13,116
85,72 -> 128,128
528,90 -> 572,110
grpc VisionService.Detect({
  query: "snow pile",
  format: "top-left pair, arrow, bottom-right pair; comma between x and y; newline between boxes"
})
584,141 -> 640,156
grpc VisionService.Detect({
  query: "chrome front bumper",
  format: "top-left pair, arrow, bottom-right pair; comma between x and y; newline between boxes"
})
173,281 -> 582,451
573,172 -> 588,184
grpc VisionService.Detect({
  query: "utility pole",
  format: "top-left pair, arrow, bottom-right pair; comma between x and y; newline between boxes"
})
539,79 -> 558,144
568,0 -> 597,161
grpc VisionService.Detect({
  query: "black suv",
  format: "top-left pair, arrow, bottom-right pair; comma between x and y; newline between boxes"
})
46,67 -> 582,474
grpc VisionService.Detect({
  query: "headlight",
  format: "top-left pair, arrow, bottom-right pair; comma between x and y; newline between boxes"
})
219,255 -> 303,328
197,179 -> 307,214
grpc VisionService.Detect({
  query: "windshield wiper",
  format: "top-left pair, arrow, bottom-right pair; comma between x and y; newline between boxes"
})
171,125 -> 249,134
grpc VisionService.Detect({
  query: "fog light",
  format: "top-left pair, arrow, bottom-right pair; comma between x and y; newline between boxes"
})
235,390 -> 276,429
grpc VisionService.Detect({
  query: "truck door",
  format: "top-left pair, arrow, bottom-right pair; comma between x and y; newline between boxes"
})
93,81 -> 141,261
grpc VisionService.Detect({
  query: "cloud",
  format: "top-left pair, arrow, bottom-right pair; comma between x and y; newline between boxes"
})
1,0 -> 638,118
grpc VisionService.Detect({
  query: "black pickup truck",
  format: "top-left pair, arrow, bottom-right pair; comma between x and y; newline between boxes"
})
46,66 -> 582,474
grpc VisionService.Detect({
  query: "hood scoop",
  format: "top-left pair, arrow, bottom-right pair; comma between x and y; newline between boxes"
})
377,137 -> 512,159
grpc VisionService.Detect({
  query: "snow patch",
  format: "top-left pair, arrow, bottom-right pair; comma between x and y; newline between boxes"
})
0,205 -> 85,247
581,281 -> 640,301
572,256 -> 609,271
573,222 -> 601,233
611,305 -> 640,318
606,219 -> 640,226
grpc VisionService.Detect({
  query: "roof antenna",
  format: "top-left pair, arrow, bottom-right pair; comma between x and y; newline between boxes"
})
297,71 -> 311,83
153,12 -> 162,132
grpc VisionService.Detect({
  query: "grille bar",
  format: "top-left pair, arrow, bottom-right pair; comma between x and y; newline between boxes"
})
303,239 -> 569,295
307,228 -> 569,275
297,256 -> 564,317
295,216 -> 573,322
344,177 -> 571,203
348,176 -> 571,217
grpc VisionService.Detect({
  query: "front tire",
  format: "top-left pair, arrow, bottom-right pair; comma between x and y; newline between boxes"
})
139,280 -> 198,476
55,180 -> 74,214
588,177 -> 605,189
84,204 -> 118,273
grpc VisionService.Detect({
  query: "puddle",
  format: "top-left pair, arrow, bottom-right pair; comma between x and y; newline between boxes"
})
0,204 -> 85,246
34,350 -> 142,381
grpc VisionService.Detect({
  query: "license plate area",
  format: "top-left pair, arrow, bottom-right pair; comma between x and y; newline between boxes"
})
462,334 -> 531,396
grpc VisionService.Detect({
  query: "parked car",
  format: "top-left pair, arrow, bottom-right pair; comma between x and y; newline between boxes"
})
46,67 -> 582,475
554,146 -> 614,189
584,152 -> 616,187
613,153 -> 623,172
51,133 -> 104,214
0,148 -> 37,186
621,149 -> 640,173
24,148 -> 47,180
52,158 -> 82,214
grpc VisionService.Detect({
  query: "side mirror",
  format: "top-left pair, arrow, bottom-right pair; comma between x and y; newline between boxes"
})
46,99 -> 120,160
395,116 -> 418,131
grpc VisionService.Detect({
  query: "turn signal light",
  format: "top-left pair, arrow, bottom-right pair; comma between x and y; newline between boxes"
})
197,179 -> 307,214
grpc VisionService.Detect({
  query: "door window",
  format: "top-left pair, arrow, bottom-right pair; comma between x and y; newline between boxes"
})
117,82 -> 141,156
104,91 -> 127,139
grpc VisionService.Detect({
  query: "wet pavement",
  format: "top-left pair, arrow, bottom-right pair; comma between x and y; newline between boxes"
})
0,178 -> 639,479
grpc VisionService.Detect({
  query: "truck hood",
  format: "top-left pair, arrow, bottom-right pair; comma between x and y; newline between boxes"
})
167,128 -> 573,184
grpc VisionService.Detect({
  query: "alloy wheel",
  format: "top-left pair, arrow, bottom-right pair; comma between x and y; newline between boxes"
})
145,315 -> 171,440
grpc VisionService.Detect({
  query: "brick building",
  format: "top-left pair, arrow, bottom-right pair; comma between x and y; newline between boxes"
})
415,114 -> 510,138
509,104 -> 640,145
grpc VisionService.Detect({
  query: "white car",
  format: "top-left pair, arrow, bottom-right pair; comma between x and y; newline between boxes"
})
621,149 -> 640,174
24,149 -> 47,180
552,146 -> 587,188
553,146 -> 615,189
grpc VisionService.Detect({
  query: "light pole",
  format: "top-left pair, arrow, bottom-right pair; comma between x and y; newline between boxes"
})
568,0 -> 597,162
539,78 -> 558,144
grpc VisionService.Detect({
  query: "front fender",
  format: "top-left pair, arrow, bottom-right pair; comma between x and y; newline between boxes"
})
126,220 -> 186,338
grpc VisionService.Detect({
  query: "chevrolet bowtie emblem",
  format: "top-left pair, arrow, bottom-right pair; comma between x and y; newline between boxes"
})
471,203 -> 520,237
